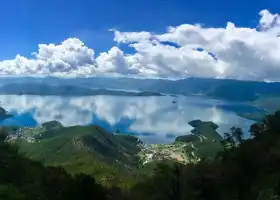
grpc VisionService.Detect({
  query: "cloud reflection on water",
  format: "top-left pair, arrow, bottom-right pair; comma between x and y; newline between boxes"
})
0,95 -> 255,143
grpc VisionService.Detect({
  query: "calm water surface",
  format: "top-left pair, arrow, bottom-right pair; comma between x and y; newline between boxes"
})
0,95 -> 259,143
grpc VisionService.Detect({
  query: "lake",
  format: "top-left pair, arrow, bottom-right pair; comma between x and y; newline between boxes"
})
0,95 -> 259,144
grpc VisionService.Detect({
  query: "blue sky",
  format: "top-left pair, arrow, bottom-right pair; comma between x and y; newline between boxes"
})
1,0 -> 279,59
0,0 -> 280,81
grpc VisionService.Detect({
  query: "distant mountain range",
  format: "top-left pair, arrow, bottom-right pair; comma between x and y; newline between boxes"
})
0,83 -> 163,96
0,76 -> 280,101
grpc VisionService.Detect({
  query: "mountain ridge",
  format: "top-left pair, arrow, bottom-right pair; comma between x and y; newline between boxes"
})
0,83 -> 163,96
1,76 -> 280,101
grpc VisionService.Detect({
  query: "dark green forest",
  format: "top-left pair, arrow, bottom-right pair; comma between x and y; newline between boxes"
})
2,110 -> 280,200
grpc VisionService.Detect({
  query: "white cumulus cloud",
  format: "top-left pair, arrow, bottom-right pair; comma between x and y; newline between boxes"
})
0,9 -> 280,81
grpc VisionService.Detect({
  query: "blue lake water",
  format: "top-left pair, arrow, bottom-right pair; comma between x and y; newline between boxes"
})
0,95 -> 259,143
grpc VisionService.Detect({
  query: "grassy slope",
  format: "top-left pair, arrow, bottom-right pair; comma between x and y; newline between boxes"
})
16,126 -> 143,188
192,126 -> 222,158
252,95 -> 280,112
176,121 -> 223,159
237,95 -> 280,121
238,112 -> 267,121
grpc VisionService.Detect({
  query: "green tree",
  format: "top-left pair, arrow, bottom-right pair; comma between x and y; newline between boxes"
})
231,126 -> 244,143
0,185 -> 26,200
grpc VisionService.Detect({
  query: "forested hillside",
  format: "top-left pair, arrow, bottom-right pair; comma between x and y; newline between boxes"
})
128,110 -> 280,200
2,110 -> 280,199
